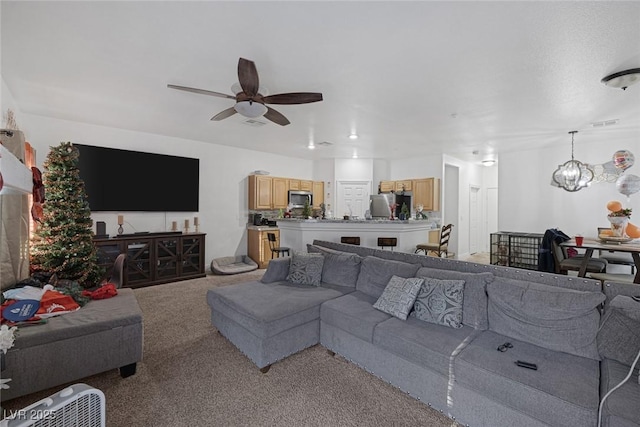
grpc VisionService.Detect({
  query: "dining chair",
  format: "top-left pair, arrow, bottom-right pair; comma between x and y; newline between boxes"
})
551,241 -> 608,275
415,224 -> 453,258
267,233 -> 290,259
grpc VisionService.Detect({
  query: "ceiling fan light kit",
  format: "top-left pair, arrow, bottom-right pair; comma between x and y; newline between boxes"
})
601,68 -> 640,90
168,58 -> 323,126
552,131 -> 594,192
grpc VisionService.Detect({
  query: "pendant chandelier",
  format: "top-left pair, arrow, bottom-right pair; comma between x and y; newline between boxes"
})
552,131 -> 594,192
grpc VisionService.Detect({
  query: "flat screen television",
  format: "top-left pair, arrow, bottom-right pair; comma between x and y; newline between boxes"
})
74,144 -> 199,212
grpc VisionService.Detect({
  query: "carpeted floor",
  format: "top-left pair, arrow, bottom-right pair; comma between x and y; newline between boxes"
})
4,271 -> 461,427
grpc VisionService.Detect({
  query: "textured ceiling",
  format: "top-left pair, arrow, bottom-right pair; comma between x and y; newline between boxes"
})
2,1 -> 639,163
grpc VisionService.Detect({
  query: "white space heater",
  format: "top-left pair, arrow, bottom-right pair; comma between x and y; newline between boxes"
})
1,384 -> 105,427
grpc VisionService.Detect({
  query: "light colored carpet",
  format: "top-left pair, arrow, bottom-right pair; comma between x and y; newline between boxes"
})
4,271 -> 461,427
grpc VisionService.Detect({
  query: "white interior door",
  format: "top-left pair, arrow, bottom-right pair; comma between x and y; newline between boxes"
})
469,186 -> 480,254
336,181 -> 370,219
486,187 -> 499,251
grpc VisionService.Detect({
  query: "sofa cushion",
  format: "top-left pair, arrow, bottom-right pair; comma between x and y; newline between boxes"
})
487,278 -> 605,360
207,280 -> 349,339
597,295 -> 640,366
373,316 -> 479,377
286,252 -> 324,286
260,257 -> 290,283
307,244 -> 362,287
455,330 -> 600,427
355,256 -> 420,299
411,277 -> 465,328
320,291 -> 390,342
373,276 -> 423,320
415,267 -> 493,330
600,358 -> 640,426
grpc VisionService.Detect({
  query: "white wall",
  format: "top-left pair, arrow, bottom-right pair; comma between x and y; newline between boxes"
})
500,140 -> 640,237
20,114 -> 314,262
1,77 -> 24,128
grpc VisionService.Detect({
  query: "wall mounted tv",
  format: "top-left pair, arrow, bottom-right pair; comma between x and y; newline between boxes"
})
75,144 -> 199,212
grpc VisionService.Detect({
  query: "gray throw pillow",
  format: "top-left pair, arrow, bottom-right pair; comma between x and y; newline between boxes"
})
286,252 -> 324,286
373,275 -> 424,320
356,256 -> 421,299
411,277 -> 465,328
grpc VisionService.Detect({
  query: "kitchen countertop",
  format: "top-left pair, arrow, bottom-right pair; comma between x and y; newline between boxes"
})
246,225 -> 279,231
276,218 -> 438,227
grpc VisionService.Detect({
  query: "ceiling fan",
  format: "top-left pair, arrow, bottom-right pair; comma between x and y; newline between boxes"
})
168,58 -> 323,126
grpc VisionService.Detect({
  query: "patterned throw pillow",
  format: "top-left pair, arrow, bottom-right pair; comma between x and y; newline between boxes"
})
411,277 -> 465,328
286,252 -> 324,286
373,276 -> 424,320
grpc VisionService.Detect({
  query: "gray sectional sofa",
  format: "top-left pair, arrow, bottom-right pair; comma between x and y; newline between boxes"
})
206,240 -> 640,427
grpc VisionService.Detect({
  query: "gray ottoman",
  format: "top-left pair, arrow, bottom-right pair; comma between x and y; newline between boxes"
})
207,280 -> 351,372
1,288 -> 143,401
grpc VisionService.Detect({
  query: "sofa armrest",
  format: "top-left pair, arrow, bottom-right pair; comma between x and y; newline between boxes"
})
260,257 -> 290,283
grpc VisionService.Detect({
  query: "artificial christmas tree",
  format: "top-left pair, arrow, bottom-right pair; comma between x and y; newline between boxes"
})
30,142 -> 103,287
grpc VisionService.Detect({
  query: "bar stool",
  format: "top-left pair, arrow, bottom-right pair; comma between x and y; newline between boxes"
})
267,233 -> 290,259
340,236 -> 361,245
378,237 -> 397,251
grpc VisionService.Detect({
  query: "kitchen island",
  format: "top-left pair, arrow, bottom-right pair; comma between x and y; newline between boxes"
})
277,218 -> 439,254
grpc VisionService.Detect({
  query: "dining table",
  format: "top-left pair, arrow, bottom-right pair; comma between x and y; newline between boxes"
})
561,237 -> 640,283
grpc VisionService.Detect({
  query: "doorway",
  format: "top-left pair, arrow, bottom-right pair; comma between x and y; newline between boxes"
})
444,164 -> 459,257
336,181 -> 371,219
469,185 -> 480,254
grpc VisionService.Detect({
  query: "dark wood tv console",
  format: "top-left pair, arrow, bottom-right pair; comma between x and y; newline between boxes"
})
94,232 -> 206,288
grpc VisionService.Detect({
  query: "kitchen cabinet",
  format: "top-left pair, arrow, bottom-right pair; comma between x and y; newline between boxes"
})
248,175 -> 273,210
413,178 -> 440,211
312,181 -> 324,208
289,179 -> 300,190
248,227 -> 281,269
300,180 -> 313,192
93,233 -> 206,288
379,181 -> 395,193
272,177 -> 289,209
395,180 -> 412,192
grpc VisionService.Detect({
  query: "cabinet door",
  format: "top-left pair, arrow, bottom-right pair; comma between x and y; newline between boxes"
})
261,230 -> 280,268
272,178 -> 289,209
413,178 -> 441,211
249,175 -> 273,210
156,237 -> 179,281
395,180 -> 412,192
126,238 -> 153,286
180,235 -> 204,276
300,180 -> 313,192
289,179 -> 300,190
379,181 -> 395,193
312,181 -> 324,207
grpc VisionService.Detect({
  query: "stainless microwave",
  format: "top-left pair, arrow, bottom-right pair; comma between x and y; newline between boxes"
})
288,191 -> 313,208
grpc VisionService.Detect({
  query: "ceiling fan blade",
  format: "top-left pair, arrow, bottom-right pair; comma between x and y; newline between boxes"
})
262,92 -> 323,105
211,107 -> 237,121
238,58 -> 259,97
264,107 -> 290,126
167,84 -> 235,99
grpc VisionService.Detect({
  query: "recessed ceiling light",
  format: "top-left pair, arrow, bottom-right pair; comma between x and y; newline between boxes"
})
308,143 -> 315,150
352,152 -> 358,159
349,133 -> 358,140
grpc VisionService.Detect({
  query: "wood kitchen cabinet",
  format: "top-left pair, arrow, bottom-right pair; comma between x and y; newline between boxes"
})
300,180 -> 313,192
312,181 -> 324,208
248,175 -> 273,210
379,181 -> 395,192
272,177 -> 289,209
248,228 -> 281,269
249,175 -> 288,209
394,180 -> 412,192
413,178 -> 441,211
288,179 -> 300,190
